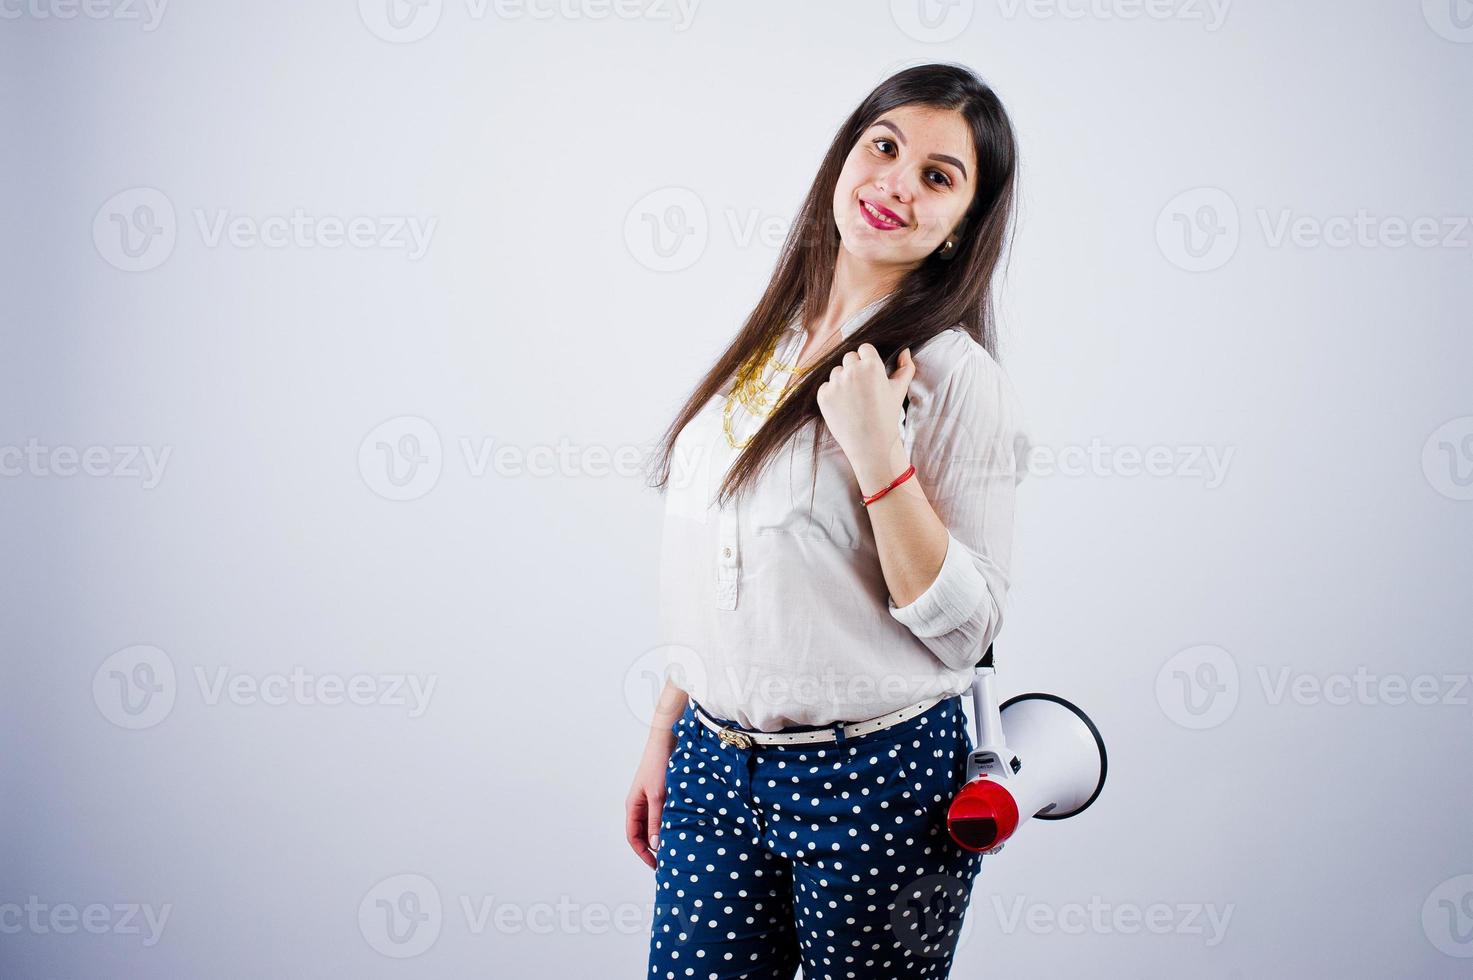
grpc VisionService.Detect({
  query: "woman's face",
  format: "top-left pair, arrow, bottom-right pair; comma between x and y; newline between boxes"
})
831,104 -> 977,272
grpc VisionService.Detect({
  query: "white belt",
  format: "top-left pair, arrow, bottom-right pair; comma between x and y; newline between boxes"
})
691,694 -> 950,749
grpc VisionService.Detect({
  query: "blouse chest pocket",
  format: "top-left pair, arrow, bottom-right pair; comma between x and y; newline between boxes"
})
747,434 -> 867,551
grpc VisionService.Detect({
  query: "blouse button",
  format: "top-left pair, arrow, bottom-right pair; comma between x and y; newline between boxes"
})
721,547 -> 732,558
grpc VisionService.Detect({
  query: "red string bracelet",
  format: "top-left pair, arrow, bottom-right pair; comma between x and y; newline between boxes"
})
860,463 -> 916,506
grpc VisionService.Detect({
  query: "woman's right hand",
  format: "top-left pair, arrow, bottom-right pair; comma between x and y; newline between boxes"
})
628,677 -> 688,869
625,737 -> 674,870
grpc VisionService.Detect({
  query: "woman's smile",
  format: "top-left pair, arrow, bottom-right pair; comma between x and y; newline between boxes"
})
858,197 -> 907,230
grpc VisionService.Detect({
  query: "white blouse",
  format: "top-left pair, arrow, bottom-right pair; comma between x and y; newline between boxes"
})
656,297 -> 1031,731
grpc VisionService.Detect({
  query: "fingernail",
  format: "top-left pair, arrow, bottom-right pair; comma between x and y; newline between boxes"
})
651,836 -> 661,851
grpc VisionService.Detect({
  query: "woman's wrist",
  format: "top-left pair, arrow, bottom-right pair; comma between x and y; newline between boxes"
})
644,728 -> 676,760
852,437 -> 913,499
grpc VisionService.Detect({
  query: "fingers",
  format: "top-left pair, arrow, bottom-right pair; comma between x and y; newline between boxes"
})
647,802 -> 662,859
626,792 -> 656,870
851,343 -> 909,371
893,347 -> 915,382
833,346 -> 870,380
831,344 -> 914,386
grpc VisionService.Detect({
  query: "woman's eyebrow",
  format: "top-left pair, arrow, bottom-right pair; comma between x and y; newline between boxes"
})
873,119 -> 970,182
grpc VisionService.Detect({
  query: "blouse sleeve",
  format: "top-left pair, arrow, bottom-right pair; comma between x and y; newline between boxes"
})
885,343 -> 1031,672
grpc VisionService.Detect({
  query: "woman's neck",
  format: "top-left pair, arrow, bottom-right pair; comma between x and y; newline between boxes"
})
797,255 -> 903,370
821,246 -> 907,328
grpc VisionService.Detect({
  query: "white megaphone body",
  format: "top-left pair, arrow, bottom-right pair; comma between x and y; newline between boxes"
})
947,647 -> 1107,855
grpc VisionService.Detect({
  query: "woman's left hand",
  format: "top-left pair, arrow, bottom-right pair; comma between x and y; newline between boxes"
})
815,343 -> 914,477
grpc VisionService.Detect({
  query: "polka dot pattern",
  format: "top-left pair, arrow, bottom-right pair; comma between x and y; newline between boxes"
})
646,695 -> 983,979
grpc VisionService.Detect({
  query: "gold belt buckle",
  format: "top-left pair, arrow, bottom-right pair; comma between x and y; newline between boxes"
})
717,726 -> 754,750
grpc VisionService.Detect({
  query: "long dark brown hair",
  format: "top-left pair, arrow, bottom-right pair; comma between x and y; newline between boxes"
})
645,62 -> 1019,508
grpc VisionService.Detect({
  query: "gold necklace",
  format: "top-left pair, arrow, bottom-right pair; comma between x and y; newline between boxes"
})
722,342 -> 814,450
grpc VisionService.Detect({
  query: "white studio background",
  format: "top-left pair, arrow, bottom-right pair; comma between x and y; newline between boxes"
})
3,1 -> 1471,977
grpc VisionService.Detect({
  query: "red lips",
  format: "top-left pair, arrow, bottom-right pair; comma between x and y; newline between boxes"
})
859,198 -> 906,229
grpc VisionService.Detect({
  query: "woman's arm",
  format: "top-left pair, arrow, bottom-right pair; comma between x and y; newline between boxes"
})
852,436 -> 948,606
853,346 -> 1029,672
625,676 -> 688,870
646,676 -> 689,747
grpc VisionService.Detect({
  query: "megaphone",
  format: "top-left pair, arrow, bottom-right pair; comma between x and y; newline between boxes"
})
947,648 -> 1107,854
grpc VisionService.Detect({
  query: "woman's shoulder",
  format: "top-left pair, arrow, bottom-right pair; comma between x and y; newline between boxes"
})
907,326 -> 1031,452
910,326 -> 1014,400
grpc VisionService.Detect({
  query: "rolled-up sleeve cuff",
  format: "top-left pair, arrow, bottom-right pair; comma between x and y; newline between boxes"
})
886,531 -> 990,638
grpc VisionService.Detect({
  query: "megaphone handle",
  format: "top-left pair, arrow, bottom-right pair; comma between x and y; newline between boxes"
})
972,666 -> 1005,749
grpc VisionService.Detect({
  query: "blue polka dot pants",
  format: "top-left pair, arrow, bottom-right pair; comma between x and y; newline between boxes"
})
646,695 -> 984,979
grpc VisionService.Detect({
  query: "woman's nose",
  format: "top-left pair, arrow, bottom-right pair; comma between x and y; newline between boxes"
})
874,167 -> 913,202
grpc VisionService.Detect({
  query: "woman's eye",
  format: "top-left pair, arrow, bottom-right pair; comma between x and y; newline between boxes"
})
870,138 -> 952,188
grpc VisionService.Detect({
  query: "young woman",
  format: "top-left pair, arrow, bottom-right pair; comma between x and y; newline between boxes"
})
628,63 -> 1030,979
